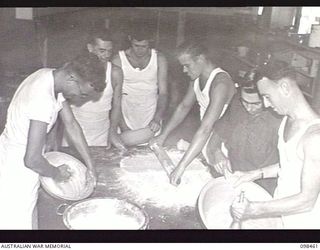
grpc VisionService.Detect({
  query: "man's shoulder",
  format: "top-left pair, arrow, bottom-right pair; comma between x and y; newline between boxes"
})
301,121 -> 320,156
211,70 -> 235,92
110,63 -> 123,82
217,93 -> 243,123
215,69 -> 233,82
111,63 -> 122,73
304,122 -> 320,142
27,68 -> 54,91
111,54 -> 122,68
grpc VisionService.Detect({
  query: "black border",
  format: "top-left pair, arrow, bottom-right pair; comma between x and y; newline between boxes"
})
0,230 -> 319,243
1,0 -> 320,244
0,0 -> 319,8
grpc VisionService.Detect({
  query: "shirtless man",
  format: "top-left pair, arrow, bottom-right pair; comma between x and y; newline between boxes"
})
112,26 -> 168,146
231,65 -> 320,229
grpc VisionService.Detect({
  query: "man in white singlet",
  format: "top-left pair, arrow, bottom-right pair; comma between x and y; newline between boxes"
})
60,28 -> 126,150
150,42 -> 236,185
231,64 -> 320,229
112,26 -> 168,146
0,54 -> 105,229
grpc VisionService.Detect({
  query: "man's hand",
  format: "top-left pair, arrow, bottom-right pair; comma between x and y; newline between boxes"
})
170,165 -> 184,186
148,119 -> 161,133
109,132 -> 127,152
85,169 -> 97,187
212,151 -> 232,176
232,170 -> 259,188
230,193 -> 250,222
54,164 -> 72,182
149,134 -> 166,148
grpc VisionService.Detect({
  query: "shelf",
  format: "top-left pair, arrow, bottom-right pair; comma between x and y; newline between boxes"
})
295,68 -> 313,79
270,36 -> 320,60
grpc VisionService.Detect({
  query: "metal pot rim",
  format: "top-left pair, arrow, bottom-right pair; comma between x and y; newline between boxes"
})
61,197 -> 149,230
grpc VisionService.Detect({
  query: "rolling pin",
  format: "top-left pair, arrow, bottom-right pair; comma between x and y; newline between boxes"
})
149,143 -> 180,186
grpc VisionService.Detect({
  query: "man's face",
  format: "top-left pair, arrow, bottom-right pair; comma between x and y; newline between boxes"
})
257,77 -> 285,115
63,72 -> 99,107
130,39 -> 150,57
178,53 -> 203,81
88,38 -> 113,64
240,89 -> 263,115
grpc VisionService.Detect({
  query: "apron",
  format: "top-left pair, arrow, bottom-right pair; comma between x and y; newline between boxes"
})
0,133 -> 40,229
65,62 -> 113,146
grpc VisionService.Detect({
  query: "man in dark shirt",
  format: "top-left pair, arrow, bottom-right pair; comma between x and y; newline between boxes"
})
207,82 -> 281,195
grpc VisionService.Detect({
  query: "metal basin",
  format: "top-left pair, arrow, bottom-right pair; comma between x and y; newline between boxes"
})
198,176 -> 283,229
58,197 -> 149,230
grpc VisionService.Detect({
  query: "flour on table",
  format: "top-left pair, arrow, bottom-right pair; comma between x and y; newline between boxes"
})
117,149 -> 212,210
69,212 -> 141,230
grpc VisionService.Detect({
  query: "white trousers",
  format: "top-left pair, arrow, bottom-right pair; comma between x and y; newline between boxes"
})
0,134 -> 40,229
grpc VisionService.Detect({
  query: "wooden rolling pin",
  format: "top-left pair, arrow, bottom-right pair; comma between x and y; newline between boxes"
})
149,144 -> 180,186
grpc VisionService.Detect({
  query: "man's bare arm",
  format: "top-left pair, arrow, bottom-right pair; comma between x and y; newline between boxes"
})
242,129 -> 320,219
109,64 -> 126,150
153,52 -> 168,123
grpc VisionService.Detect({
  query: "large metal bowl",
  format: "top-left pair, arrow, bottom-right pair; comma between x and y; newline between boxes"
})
198,176 -> 283,229
40,151 -> 95,201
58,197 -> 149,230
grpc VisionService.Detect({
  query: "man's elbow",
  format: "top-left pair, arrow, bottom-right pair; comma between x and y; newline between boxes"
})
299,195 -> 319,213
24,153 -> 39,170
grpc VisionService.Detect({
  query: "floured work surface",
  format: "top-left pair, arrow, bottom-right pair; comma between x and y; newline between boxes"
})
115,149 -> 212,211
38,146 -> 208,229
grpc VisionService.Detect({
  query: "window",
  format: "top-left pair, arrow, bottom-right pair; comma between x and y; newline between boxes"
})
298,7 -> 320,34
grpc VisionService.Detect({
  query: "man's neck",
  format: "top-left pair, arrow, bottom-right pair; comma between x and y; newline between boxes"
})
128,48 -> 151,61
199,62 -> 217,83
287,100 -> 318,123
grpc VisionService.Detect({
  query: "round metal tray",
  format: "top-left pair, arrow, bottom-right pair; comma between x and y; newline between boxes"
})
59,197 -> 149,230
40,151 -> 95,201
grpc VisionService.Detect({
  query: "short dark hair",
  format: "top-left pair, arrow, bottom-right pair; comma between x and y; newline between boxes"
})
240,68 -> 261,91
87,27 -> 113,45
241,82 -> 259,94
175,41 -> 209,60
67,53 -> 106,92
256,62 -> 297,83
129,24 -> 155,41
